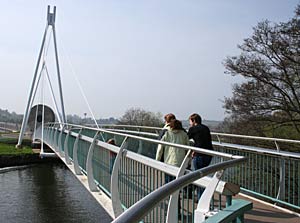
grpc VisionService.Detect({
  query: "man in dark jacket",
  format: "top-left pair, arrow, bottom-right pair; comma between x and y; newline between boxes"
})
187,113 -> 213,201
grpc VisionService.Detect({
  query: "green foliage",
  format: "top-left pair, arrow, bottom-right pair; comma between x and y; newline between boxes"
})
118,107 -> 163,127
66,114 -> 118,125
0,108 -> 23,123
0,143 -> 33,155
223,4 -> 300,137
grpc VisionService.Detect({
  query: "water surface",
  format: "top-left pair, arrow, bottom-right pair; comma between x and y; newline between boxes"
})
0,163 -> 112,223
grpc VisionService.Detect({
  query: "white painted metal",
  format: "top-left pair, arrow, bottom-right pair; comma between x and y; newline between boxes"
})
213,132 -> 300,144
166,150 -> 192,223
112,159 -> 246,223
73,129 -> 83,175
16,26 -> 49,148
194,170 -> 224,223
86,132 -> 99,192
98,124 -> 300,145
17,5 -> 66,147
50,126 -> 55,145
277,159 -> 286,200
64,129 -> 72,165
106,128 -> 158,138
53,127 -> 58,151
44,65 -> 63,126
111,137 -> 128,218
51,123 -> 237,159
48,123 -> 243,194
213,141 -> 300,159
40,152 -> 57,158
40,124 -> 247,222
58,125 -> 65,157
51,7 -> 66,124
104,126 -> 300,159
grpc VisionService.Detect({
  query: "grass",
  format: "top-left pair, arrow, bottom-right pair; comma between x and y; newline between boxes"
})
0,143 -> 33,155
0,137 -> 33,155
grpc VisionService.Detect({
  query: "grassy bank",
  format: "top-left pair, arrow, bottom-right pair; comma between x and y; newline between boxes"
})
0,137 -> 33,155
0,143 -> 33,155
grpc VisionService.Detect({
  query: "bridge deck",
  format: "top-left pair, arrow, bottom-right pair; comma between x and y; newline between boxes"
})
236,194 -> 300,223
163,192 -> 300,223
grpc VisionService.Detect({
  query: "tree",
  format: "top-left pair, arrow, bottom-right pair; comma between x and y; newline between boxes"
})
223,5 -> 300,136
118,108 -> 163,127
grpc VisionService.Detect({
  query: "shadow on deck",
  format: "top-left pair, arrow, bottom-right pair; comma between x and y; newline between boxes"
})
236,194 -> 299,223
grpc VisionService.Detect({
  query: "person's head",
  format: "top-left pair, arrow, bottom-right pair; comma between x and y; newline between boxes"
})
189,113 -> 202,126
169,119 -> 183,130
107,138 -> 116,145
164,113 -> 176,124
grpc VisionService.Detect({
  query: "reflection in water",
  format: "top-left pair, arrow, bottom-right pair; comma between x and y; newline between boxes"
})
0,163 -> 112,223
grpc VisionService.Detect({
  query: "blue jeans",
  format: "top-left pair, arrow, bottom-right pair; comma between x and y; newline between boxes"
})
109,154 -> 116,174
164,174 -> 181,214
192,155 -> 212,201
165,174 -> 175,184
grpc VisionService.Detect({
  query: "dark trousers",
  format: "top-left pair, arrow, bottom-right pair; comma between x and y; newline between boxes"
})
192,155 -> 212,201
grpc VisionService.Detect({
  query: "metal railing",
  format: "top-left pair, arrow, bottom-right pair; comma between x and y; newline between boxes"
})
97,124 -> 300,211
37,123 -> 247,222
112,158 -> 247,223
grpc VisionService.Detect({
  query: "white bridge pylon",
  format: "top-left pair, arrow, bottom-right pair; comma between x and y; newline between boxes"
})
17,5 -> 66,148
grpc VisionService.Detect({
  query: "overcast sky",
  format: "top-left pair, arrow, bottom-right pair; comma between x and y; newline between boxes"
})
0,0 -> 298,121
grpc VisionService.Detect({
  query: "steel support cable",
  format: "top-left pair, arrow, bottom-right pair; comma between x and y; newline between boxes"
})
33,27 -> 52,141
32,27 -> 52,143
41,69 -> 46,154
42,27 -> 65,128
55,20 -> 99,128
30,63 -> 46,137
112,157 -> 247,223
44,64 -> 63,125
33,104 -> 39,140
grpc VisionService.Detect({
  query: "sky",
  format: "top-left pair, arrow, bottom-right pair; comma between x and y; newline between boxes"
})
0,0 -> 299,121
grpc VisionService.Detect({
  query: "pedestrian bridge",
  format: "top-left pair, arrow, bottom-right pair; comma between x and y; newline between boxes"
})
34,123 -> 300,223
17,5 -> 300,222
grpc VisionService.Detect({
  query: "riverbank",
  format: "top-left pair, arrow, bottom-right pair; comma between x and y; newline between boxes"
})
0,153 -> 61,168
0,137 -> 61,168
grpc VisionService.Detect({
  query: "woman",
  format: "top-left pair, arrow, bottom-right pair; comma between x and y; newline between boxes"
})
158,113 -> 176,140
156,119 -> 189,168
156,119 -> 189,215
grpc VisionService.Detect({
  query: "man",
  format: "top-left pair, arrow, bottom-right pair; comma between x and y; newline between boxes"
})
187,113 -> 213,201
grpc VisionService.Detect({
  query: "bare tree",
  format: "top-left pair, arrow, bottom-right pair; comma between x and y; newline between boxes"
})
224,5 -> 300,135
118,108 -> 163,127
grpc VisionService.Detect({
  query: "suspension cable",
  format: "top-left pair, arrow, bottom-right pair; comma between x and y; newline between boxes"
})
44,64 -> 63,125
42,27 -> 53,64
41,69 -> 45,154
32,104 -> 39,140
55,23 -> 100,128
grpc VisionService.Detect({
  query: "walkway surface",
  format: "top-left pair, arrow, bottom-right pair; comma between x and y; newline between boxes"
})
236,194 -> 300,223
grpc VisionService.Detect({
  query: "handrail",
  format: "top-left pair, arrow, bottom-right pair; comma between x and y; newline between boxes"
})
87,123 -> 300,159
42,123 -> 247,220
212,141 -> 300,159
85,123 -> 300,144
211,132 -> 300,144
112,157 -> 247,223
46,123 -> 241,159
83,124 -> 300,159
104,128 -> 158,138
43,123 -> 300,213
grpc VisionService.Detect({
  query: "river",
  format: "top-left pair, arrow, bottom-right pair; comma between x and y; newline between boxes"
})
0,163 -> 112,223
